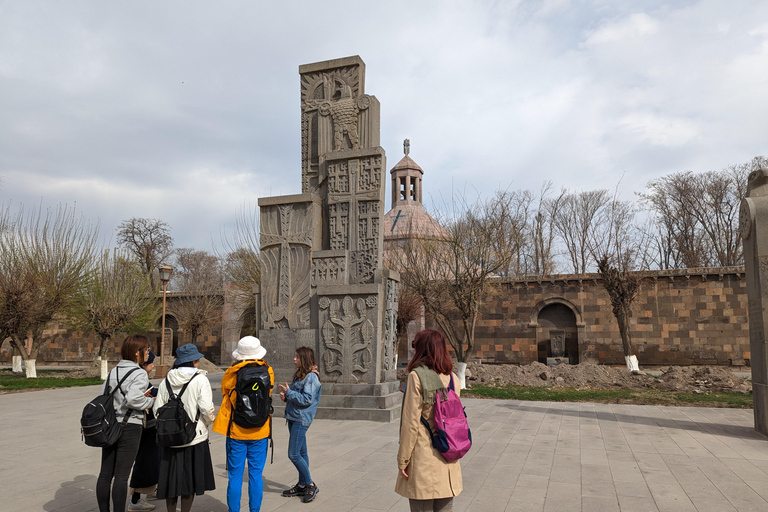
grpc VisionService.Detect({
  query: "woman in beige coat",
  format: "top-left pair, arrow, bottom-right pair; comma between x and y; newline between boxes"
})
396,330 -> 462,511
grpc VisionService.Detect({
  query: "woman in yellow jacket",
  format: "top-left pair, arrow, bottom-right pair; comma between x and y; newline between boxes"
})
396,330 -> 462,512
212,336 -> 274,512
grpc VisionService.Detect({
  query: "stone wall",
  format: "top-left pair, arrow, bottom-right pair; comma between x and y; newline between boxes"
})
1,267 -> 752,368
467,267 -> 749,366
0,293 -> 235,366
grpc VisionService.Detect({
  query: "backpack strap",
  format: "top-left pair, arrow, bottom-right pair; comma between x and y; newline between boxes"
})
111,367 -> 140,425
172,372 -> 201,422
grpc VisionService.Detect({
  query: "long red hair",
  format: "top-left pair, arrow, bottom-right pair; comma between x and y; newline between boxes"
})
406,330 -> 453,374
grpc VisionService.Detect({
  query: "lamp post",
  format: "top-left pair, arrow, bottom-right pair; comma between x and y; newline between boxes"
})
157,265 -> 173,378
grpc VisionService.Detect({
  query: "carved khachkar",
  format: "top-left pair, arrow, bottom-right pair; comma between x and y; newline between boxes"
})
260,197 -> 319,330
740,166 -> 768,436
325,150 -> 385,284
258,57 -> 400,415
550,330 -> 565,357
318,295 -> 376,383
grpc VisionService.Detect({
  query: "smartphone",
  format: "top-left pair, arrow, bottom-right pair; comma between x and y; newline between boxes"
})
400,382 -> 407,393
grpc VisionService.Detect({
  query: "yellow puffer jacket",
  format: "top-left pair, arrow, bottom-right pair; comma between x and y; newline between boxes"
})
212,359 -> 274,440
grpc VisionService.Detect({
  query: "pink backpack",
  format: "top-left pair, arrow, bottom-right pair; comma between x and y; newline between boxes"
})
420,374 -> 472,462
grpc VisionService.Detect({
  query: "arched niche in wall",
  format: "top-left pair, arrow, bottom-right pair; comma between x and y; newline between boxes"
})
528,298 -> 585,364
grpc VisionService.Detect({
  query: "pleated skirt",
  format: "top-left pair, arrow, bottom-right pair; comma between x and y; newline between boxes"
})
130,426 -> 161,491
156,440 -> 215,498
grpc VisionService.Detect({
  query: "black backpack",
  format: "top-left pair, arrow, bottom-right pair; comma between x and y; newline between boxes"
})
229,362 -> 273,430
81,367 -> 139,447
156,373 -> 200,447
227,362 -> 275,463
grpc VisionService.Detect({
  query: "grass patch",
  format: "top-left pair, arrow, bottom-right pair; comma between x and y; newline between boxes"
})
0,371 -> 102,391
465,385 -> 753,408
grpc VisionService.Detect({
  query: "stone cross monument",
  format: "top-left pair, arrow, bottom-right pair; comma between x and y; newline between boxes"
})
741,166 -> 768,436
256,56 -> 401,422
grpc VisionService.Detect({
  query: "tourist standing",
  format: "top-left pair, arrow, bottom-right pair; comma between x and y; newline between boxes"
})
395,330 -> 463,512
154,344 -> 216,512
212,336 -> 274,512
127,350 -> 160,511
277,347 -> 322,503
96,335 -> 156,512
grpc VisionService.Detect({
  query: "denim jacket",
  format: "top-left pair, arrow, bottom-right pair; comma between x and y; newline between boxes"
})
284,372 -> 321,427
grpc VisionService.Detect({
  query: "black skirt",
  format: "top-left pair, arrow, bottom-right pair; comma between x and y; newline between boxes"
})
156,440 -> 215,498
130,425 -> 162,489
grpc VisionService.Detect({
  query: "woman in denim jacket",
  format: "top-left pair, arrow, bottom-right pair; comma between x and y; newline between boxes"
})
278,346 -> 322,503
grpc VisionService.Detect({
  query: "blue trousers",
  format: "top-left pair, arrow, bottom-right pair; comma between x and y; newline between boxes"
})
287,420 -> 312,485
226,437 -> 268,512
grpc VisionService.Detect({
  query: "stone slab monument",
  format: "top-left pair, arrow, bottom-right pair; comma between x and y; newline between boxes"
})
256,56 -> 401,422
741,165 -> 768,436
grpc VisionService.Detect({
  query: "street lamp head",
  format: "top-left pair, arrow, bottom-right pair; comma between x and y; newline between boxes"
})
158,265 -> 173,284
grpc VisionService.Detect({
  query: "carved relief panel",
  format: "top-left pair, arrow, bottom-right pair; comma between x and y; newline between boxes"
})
325,150 -> 385,284
311,251 -> 348,287
299,56 -> 380,195
260,201 -> 315,330
318,294 -> 380,384
550,330 -> 565,357
382,278 -> 399,374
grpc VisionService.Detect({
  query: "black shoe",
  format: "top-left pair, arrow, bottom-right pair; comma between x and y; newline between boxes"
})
302,483 -> 319,503
282,484 -> 307,497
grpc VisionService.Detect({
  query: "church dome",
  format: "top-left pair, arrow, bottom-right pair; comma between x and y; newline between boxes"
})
383,139 -> 444,243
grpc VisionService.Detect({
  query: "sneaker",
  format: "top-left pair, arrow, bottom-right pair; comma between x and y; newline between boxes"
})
282,483 -> 307,497
145,493 -> 157,501
302,483 -> 319,503
127,498 -> 156,511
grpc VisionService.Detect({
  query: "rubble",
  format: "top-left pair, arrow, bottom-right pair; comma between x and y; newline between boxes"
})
399,362 -> 753,395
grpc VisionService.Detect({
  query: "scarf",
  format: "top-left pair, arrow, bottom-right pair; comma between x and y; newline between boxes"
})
414,365 -> 447,405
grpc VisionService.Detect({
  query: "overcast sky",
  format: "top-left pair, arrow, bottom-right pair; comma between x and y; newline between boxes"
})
1,0 -> 766,252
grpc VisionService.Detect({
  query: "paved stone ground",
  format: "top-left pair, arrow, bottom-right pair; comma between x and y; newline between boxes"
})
2,374 -> 768,511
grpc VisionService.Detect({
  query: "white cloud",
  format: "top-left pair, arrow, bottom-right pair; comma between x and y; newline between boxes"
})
617,112 -> 699,147
583,12 -> 660,46
0,0 -> 766,250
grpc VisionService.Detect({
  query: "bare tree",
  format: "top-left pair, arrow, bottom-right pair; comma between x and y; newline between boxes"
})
488,189 -> 534,276
594,195 -> 650,373
553,189 -> 610,273
68,249 -> 159,378
0,204 -> 97,377
395,286 -> 422,355
172,248 -> 224,345
529,183 -> 564,276
218,205 -> 261,334
394,193 -> 515,387
116,218 -> 174,288
641,162 -> 750,268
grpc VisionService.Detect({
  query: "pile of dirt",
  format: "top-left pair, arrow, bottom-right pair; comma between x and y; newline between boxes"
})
399,362 -> 752,394
461,361 -> 752,394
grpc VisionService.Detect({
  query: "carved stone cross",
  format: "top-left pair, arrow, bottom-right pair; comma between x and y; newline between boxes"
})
260,204 -> 312,325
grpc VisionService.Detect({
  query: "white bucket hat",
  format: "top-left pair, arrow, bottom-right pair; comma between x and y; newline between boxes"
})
232,336 -> 267,361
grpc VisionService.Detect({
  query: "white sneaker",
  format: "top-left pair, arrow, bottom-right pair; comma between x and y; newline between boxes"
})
127,498 -> 156,511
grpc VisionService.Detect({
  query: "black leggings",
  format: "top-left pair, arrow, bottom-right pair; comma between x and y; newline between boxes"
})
96,424 -> 142,512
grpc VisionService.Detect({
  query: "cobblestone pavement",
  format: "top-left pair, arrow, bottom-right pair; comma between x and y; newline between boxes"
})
2,376 -> 767,511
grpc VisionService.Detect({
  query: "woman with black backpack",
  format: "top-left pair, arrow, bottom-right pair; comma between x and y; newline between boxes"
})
212,336 -> 274,512
395,330 -> 463,512
96,335 -> 156,512
153,343 -> 216,512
